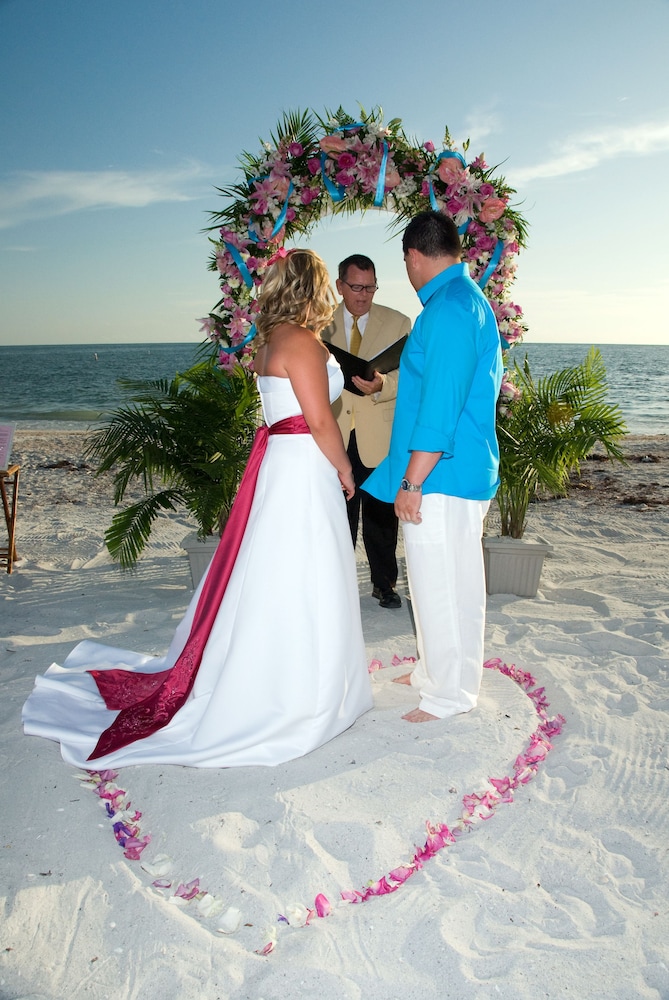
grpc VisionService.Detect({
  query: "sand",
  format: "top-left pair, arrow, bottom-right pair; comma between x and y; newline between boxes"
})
1,430 -> 668,1000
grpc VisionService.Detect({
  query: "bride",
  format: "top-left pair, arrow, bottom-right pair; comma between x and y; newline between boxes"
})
23,249 -> 373,768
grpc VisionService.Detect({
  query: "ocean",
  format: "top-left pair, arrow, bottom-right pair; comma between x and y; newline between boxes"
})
0,341 -> 667,435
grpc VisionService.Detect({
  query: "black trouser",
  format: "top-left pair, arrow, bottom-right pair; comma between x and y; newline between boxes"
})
346,431 -> 399,593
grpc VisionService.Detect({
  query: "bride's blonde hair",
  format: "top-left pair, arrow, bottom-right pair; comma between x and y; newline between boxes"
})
254,249 -> 336,345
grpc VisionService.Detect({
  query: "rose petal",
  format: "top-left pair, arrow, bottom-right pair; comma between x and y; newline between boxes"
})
175,878 -> 200,900
216,906 -> 243,934
197,893 -> 225,919
282,903 -> 311,927
141,854 -> 174,878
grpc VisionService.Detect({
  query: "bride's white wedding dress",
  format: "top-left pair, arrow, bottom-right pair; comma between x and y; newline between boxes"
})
22,355 -> 373,768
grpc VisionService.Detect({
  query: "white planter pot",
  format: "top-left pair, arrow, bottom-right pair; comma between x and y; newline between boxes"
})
483,535 -> 553,598
181,531 -> 219,588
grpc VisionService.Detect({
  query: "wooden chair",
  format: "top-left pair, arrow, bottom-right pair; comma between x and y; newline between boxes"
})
0,464 -> 19,574
0,424 -> 19,573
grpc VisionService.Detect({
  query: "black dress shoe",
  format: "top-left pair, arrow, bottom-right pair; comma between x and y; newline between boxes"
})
373,587 -> 402,609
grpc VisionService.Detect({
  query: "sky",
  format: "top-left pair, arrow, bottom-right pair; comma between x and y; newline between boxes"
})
0,0 -> 668,348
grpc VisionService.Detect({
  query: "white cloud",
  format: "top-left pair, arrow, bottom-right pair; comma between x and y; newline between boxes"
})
0,162 -> 214,229
459,112 -> 499,150
510,119 -> 669,185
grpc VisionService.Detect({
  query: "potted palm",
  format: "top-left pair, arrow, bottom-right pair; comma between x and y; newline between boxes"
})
484,347 -> 627,597
85,360 -> 260,582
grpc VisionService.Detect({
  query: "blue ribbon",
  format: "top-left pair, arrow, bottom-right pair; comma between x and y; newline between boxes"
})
218,323 -> 257,354
320,151 -> 345,202
269,179 -> 294,239
427,150 -> 470,233
319,121 -> 367,204
477,239 -> 504,290
221,238 -> 257,353
374,140 -> 389,207
223,242 -> 253,290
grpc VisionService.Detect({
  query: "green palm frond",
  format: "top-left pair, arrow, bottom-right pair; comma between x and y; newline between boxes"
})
104,490 -> 187,570
86,362 -> 260,568
497,348 -> 627,537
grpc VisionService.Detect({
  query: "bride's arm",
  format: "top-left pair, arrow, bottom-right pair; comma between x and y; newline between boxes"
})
281,327 -> 355,498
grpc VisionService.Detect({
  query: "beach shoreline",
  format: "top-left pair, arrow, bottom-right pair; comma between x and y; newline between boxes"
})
1,430 -> 668,998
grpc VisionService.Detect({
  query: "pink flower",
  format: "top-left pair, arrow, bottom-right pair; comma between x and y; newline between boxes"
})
335,170 -> 355,187
446,195 -> 467,216
338,151 -> 356,169
438,158 -> 466,185
479,182 -> 496,198
288,141 -> 304,157
197,316 -> 215,337
479,197 -> 507,222
300,187 -> 320,205
384,167 -> 401,190
423,140 -> 435,152
319,134 -> 349,153
307,157 -> 321,175
272,175 -> 291,198
314,893 -> 331,917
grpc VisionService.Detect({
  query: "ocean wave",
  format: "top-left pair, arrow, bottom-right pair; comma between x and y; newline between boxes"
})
0,409 -> 107,424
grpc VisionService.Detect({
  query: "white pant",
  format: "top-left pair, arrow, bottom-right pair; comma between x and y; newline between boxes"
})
402,493 -> 490,718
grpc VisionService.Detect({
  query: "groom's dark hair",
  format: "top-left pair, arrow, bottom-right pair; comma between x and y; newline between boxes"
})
403,211 -> 461,259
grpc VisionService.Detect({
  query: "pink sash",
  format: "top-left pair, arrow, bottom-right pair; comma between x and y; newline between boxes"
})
87,414 -> 311,760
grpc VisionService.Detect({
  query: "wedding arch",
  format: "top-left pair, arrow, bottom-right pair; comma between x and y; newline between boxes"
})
198,106 -> 528,367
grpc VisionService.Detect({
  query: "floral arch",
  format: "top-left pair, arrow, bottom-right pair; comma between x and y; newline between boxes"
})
198,106 -> 528,370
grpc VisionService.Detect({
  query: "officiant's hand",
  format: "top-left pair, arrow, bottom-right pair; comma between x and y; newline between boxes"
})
351,371 -> 384,395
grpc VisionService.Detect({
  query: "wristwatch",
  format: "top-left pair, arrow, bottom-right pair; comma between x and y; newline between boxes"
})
400,478 -> 422,492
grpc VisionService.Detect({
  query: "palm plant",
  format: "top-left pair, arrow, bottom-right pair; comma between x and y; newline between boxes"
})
86,361 -> 260,569
496,347 -> 627,538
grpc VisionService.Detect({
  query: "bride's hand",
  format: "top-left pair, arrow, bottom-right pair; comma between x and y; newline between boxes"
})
339,469 -> 355,500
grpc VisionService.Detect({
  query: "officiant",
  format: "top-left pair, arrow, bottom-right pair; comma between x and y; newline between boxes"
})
322,254 -> 411,609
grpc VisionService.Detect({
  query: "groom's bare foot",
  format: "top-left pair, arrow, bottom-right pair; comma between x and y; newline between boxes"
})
402,708 -> 439,723
392,672 -> 413,686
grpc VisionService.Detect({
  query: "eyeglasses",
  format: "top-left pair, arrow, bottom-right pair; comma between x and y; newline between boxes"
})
341,280 -> 378,294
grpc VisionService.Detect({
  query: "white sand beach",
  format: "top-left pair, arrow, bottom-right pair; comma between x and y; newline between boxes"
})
1,430 -> 668,1000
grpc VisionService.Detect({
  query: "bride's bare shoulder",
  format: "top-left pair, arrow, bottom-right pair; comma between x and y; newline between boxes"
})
255,324 -> 325,377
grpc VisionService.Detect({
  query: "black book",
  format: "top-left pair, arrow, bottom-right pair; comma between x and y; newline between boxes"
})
327,336 -> 408,396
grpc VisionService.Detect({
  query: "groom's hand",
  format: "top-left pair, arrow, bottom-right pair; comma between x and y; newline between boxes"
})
394,490 -> 422,524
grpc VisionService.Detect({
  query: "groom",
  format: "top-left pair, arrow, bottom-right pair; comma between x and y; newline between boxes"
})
364,212 -> 502,722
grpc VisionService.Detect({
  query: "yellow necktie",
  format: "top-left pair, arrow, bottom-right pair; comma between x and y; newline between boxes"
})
350,316 -> 362,356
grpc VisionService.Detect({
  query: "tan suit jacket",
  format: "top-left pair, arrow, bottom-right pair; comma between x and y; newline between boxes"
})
322,302 -> 412,468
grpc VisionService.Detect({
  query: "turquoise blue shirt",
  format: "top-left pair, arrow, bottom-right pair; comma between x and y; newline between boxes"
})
364,262 -> 502,502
